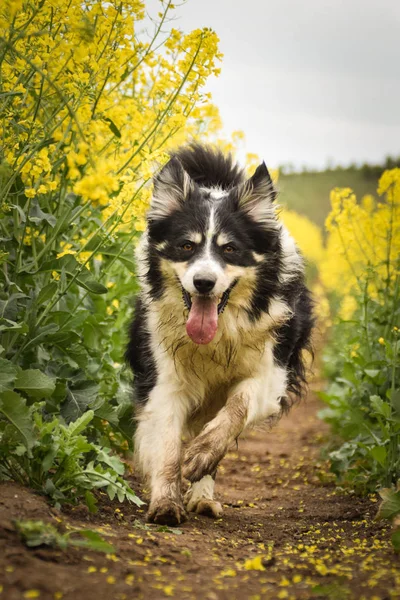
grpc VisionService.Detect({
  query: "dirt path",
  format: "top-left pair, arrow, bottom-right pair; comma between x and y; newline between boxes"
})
1,395 -> 399,600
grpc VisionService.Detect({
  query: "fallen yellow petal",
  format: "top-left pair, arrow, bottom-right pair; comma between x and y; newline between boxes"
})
244,555 -> 265,571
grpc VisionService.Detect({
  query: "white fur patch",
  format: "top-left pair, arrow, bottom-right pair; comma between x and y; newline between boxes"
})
206,206 -> 216,242
252,251 -> 265,263
149,165 -> 194,221
134,379 -> 187,500
216,232 -> 229,246
244,349 -> 288,426
186,475 -> 215,511
238,180 -> 277,228
279,226 -> 303,282
200,186 -> 228,200
188,232 -> 202,244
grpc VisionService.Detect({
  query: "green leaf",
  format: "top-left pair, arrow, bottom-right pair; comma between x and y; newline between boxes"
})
40,255 -> 107,294
36,282 -> 58,305
93,401 -> 120,426
84,491 -> 98,514
377,487 -> 400,520
364,369 -> 380,379
29,202 -> 56,227
15,369 -> 56,399
390,389 -> 400,416
96,447 -> 125,475
71,529 -> 115,553
68,409 -> 94,436
0,358 -> 19,392
155,525 -> 183,535
392,528 -> 400,552
15,520 -> 114,553
76,271 -> 108,294
0,317 -> 28,333
62,382 -> 99,422
15,520 -> 67,549
342,361 -> 357,384
370,395 -> 391,419
101,246 -> 136,273
103,117 -> 121,138
42,446 -> 59,472
370,445 -> 387,467
0,390 -> 35,450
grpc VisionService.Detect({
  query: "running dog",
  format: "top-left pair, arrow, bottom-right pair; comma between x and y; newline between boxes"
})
126,143 -> 314,525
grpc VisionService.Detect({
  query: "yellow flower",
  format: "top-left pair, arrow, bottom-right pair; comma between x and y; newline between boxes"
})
25,188 -> 36,198
339,295 -> 358,320
57,244 -> 75,259
76,251 -> 92,265
378,337 -> 385,345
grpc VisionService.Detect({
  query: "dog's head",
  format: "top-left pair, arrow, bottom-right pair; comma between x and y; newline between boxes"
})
146,156 -> 281,345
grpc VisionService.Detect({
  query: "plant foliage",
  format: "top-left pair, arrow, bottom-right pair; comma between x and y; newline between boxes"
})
0,0 -> 223,507
320,171 -> 400,493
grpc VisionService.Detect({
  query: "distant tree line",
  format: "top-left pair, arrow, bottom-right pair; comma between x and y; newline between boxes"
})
280,156 -> 400,178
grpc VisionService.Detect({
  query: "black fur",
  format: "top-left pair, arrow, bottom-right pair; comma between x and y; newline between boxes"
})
125,297 -> 157,405
173,142 -> 244,189
273,283 -> 315,399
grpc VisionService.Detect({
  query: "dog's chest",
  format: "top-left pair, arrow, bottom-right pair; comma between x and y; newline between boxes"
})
173,327 -> 267,391
151,299 -> 273,395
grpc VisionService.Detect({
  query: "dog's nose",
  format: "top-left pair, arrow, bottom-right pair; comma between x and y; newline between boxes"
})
193,277 -> 216,294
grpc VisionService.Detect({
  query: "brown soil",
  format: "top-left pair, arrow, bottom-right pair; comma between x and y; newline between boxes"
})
1,395 -> 399,600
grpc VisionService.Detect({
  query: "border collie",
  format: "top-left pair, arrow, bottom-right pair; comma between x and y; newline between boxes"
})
126,144 -> 314,525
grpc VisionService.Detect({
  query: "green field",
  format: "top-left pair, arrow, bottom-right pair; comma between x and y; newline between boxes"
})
279,168 -> 380,227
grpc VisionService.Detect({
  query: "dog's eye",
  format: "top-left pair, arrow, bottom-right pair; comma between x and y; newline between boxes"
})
224,245 -> 236,254
181,242 -> 194,252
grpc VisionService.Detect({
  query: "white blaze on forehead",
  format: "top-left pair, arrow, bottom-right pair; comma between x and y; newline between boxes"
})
205,205 -> 216,243
200,186 -> 228,201
180,204 -> 228,295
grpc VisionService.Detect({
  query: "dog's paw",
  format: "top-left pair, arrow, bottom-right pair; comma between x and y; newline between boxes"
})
147,498 -> 187,526
185,493 -> 223,518
196,499 -> 223,518
183,436 -> 226,482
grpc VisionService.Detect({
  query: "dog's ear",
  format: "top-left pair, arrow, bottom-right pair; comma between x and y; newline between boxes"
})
236,162 -> 277,226
149,157 -> 195,221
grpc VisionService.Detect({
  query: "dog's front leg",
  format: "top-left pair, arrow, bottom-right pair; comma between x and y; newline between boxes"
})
134,383 -> 188,526
183,379 -> 260,482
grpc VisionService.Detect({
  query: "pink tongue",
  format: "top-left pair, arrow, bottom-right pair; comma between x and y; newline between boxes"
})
186,296 -> 219,345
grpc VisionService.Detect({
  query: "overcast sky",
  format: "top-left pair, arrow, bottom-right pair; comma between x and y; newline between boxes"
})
170,0 -> 400,169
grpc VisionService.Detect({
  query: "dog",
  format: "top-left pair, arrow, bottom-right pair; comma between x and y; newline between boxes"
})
126,143 -> 314,526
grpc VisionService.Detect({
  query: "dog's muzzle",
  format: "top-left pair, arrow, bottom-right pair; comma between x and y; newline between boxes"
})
182,280 -> 237,315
